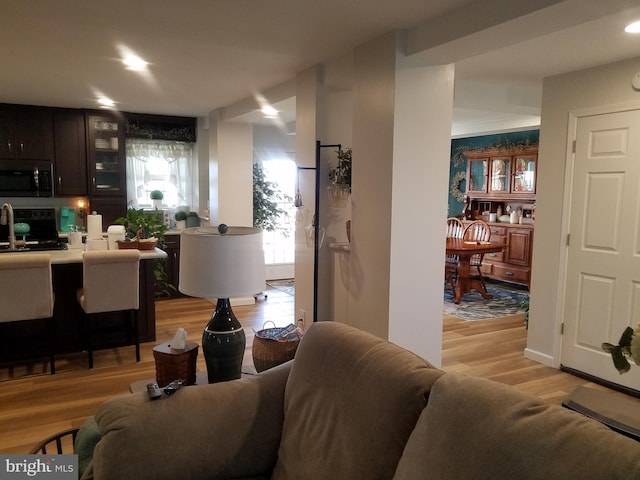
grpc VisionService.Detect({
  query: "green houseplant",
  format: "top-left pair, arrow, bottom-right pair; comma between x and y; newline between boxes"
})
174,210 -> 187,231
186,211 -> 200,228
150,190 -> 164,208
115,208 -> 174,298
328,147 -> 352,208
253,162 -> 291,233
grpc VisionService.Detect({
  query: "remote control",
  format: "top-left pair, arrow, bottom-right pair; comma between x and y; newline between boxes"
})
164,379 -> 185,396
146,382 -> 162,400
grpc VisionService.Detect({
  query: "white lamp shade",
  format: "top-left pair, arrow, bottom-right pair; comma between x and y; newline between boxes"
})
179,226 -> 265,298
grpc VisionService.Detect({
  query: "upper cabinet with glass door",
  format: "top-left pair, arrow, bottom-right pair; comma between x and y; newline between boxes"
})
512,155 -> 537,195
87,114 -> 125,196
464,148 -> 537,200
466,158 -> 488,194
489,157 -> 510,194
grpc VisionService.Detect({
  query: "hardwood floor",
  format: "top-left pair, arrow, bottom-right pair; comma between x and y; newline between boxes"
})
0,287 -> 622,454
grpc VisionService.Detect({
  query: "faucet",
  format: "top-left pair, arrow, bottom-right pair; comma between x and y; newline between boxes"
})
1,203 -> 15,250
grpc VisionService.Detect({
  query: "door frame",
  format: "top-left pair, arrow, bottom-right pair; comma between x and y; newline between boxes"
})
555,100 -> 640,368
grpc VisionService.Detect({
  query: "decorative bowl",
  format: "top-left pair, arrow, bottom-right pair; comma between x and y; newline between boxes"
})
14,223 -> 30,234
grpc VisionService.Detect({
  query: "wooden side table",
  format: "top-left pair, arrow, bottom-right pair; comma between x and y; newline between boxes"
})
562,386 -> 640,441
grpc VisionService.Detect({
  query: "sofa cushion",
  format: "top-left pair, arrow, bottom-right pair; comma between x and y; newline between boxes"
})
393,373 -> 640,480
92,362 -> 291,480
272,321 -> 444,480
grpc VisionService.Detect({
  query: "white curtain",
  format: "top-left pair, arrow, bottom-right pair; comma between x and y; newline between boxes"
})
126,139 -> 194,208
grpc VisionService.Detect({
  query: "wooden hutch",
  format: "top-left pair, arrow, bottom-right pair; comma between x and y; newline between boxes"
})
462,145 -> 537,287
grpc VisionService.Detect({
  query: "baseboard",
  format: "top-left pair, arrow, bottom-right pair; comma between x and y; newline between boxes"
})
524,347 -> 554,366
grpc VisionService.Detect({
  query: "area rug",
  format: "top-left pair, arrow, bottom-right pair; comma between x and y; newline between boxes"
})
443,285 -> 529,321
267,279 -> 295,296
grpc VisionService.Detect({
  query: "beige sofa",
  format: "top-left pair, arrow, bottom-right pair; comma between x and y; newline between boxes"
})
92,322 -> 640,479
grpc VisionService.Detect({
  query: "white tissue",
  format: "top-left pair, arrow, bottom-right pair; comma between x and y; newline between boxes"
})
171,327 -> 187,350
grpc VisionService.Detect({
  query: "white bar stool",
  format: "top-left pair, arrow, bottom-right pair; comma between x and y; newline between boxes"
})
77,250 -> 141,369
0,254 -> 55,374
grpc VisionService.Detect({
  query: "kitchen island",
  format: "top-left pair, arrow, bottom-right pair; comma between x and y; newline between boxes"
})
0,247 -> 167,360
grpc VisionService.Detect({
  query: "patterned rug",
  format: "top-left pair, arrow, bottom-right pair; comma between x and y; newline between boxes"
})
267,279 -> 295,296
443,285 -> 529,321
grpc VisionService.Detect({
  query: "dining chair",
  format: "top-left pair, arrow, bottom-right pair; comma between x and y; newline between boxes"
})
0,254 -> 55,374
445,217 -> 464,293
463,220 -> 492,290
77,250 -> 141,369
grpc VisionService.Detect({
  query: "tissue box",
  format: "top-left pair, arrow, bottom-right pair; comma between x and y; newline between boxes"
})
153,341 -> 199,387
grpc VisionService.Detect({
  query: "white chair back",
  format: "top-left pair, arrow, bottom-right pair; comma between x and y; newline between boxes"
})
78,250 -> 140,314
0,254 -> 53,323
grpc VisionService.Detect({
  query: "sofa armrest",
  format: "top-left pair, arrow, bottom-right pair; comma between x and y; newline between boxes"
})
92,362 -> 291,480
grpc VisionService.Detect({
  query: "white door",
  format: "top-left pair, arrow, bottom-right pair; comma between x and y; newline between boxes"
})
561,108 -> 640,390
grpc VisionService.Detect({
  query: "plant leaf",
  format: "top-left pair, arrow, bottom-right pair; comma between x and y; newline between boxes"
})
610,346 -> 631,374
618,326 -> 634,348
601,342 -> 615,353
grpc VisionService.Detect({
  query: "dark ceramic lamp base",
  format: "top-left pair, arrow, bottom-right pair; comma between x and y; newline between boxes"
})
202,298 -> 246,383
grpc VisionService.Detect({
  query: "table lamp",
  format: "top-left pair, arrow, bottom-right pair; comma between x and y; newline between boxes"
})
179,225 -> 265,383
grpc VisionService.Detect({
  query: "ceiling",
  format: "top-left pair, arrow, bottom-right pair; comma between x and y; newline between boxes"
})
1,0 -> 639,136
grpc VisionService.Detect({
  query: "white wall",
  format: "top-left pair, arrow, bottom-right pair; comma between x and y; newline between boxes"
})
346,33 -> 397,338
294,66 -> 320,326
209,120 -> 254,227
527,56 -> 640,365
389,56 -> 454,367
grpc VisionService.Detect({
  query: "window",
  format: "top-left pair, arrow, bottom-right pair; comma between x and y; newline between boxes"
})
261,159 -> 295,265
126,139 -> 196,208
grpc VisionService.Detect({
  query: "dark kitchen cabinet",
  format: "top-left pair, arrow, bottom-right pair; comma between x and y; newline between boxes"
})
86,113 -> 126,196
88,195 -> 127,229
162,233 -> 183,297
86,113 -> 127,226
53,109 -> 87,196
0,105 -> 54,161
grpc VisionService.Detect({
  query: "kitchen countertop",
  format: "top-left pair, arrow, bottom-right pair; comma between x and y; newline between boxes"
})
0,247 -> 167,264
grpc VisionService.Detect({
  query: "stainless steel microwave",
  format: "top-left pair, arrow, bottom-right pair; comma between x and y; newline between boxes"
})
0,160 -> 53,197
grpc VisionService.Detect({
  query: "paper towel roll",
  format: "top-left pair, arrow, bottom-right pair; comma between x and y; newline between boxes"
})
87,213 -> 103,239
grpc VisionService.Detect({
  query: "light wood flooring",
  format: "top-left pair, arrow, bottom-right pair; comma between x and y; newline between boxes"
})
0,286 -> 623,454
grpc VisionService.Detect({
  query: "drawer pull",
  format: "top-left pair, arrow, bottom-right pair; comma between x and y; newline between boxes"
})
505,271 -> 514,276
489,253 -> 497,257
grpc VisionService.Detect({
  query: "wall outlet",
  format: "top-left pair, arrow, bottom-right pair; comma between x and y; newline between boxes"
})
297,309 -> 306,328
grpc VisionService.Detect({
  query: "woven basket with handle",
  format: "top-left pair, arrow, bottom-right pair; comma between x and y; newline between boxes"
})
252,321 -> 302,372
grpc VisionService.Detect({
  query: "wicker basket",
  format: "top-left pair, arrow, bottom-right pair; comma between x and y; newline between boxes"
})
153,341 -> 199,386
252,325 -> 302,373
116,239 -> 158,250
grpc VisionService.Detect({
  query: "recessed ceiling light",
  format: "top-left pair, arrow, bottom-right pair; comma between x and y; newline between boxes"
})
97,96 -> 115,108
122,54 -> 148,71
261,105 -> 279,117
624,21 -> 640,33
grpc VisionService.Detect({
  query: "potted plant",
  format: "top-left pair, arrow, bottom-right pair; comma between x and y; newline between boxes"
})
115,208 -> 174,298
186,211 -> 200,228
253,162 -> 291,233
174,210 -> 187,231
150,190 -> 164,209
328,147 -> 352,208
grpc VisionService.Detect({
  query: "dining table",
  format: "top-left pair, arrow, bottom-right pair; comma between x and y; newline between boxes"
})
445,237 -> 506,304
